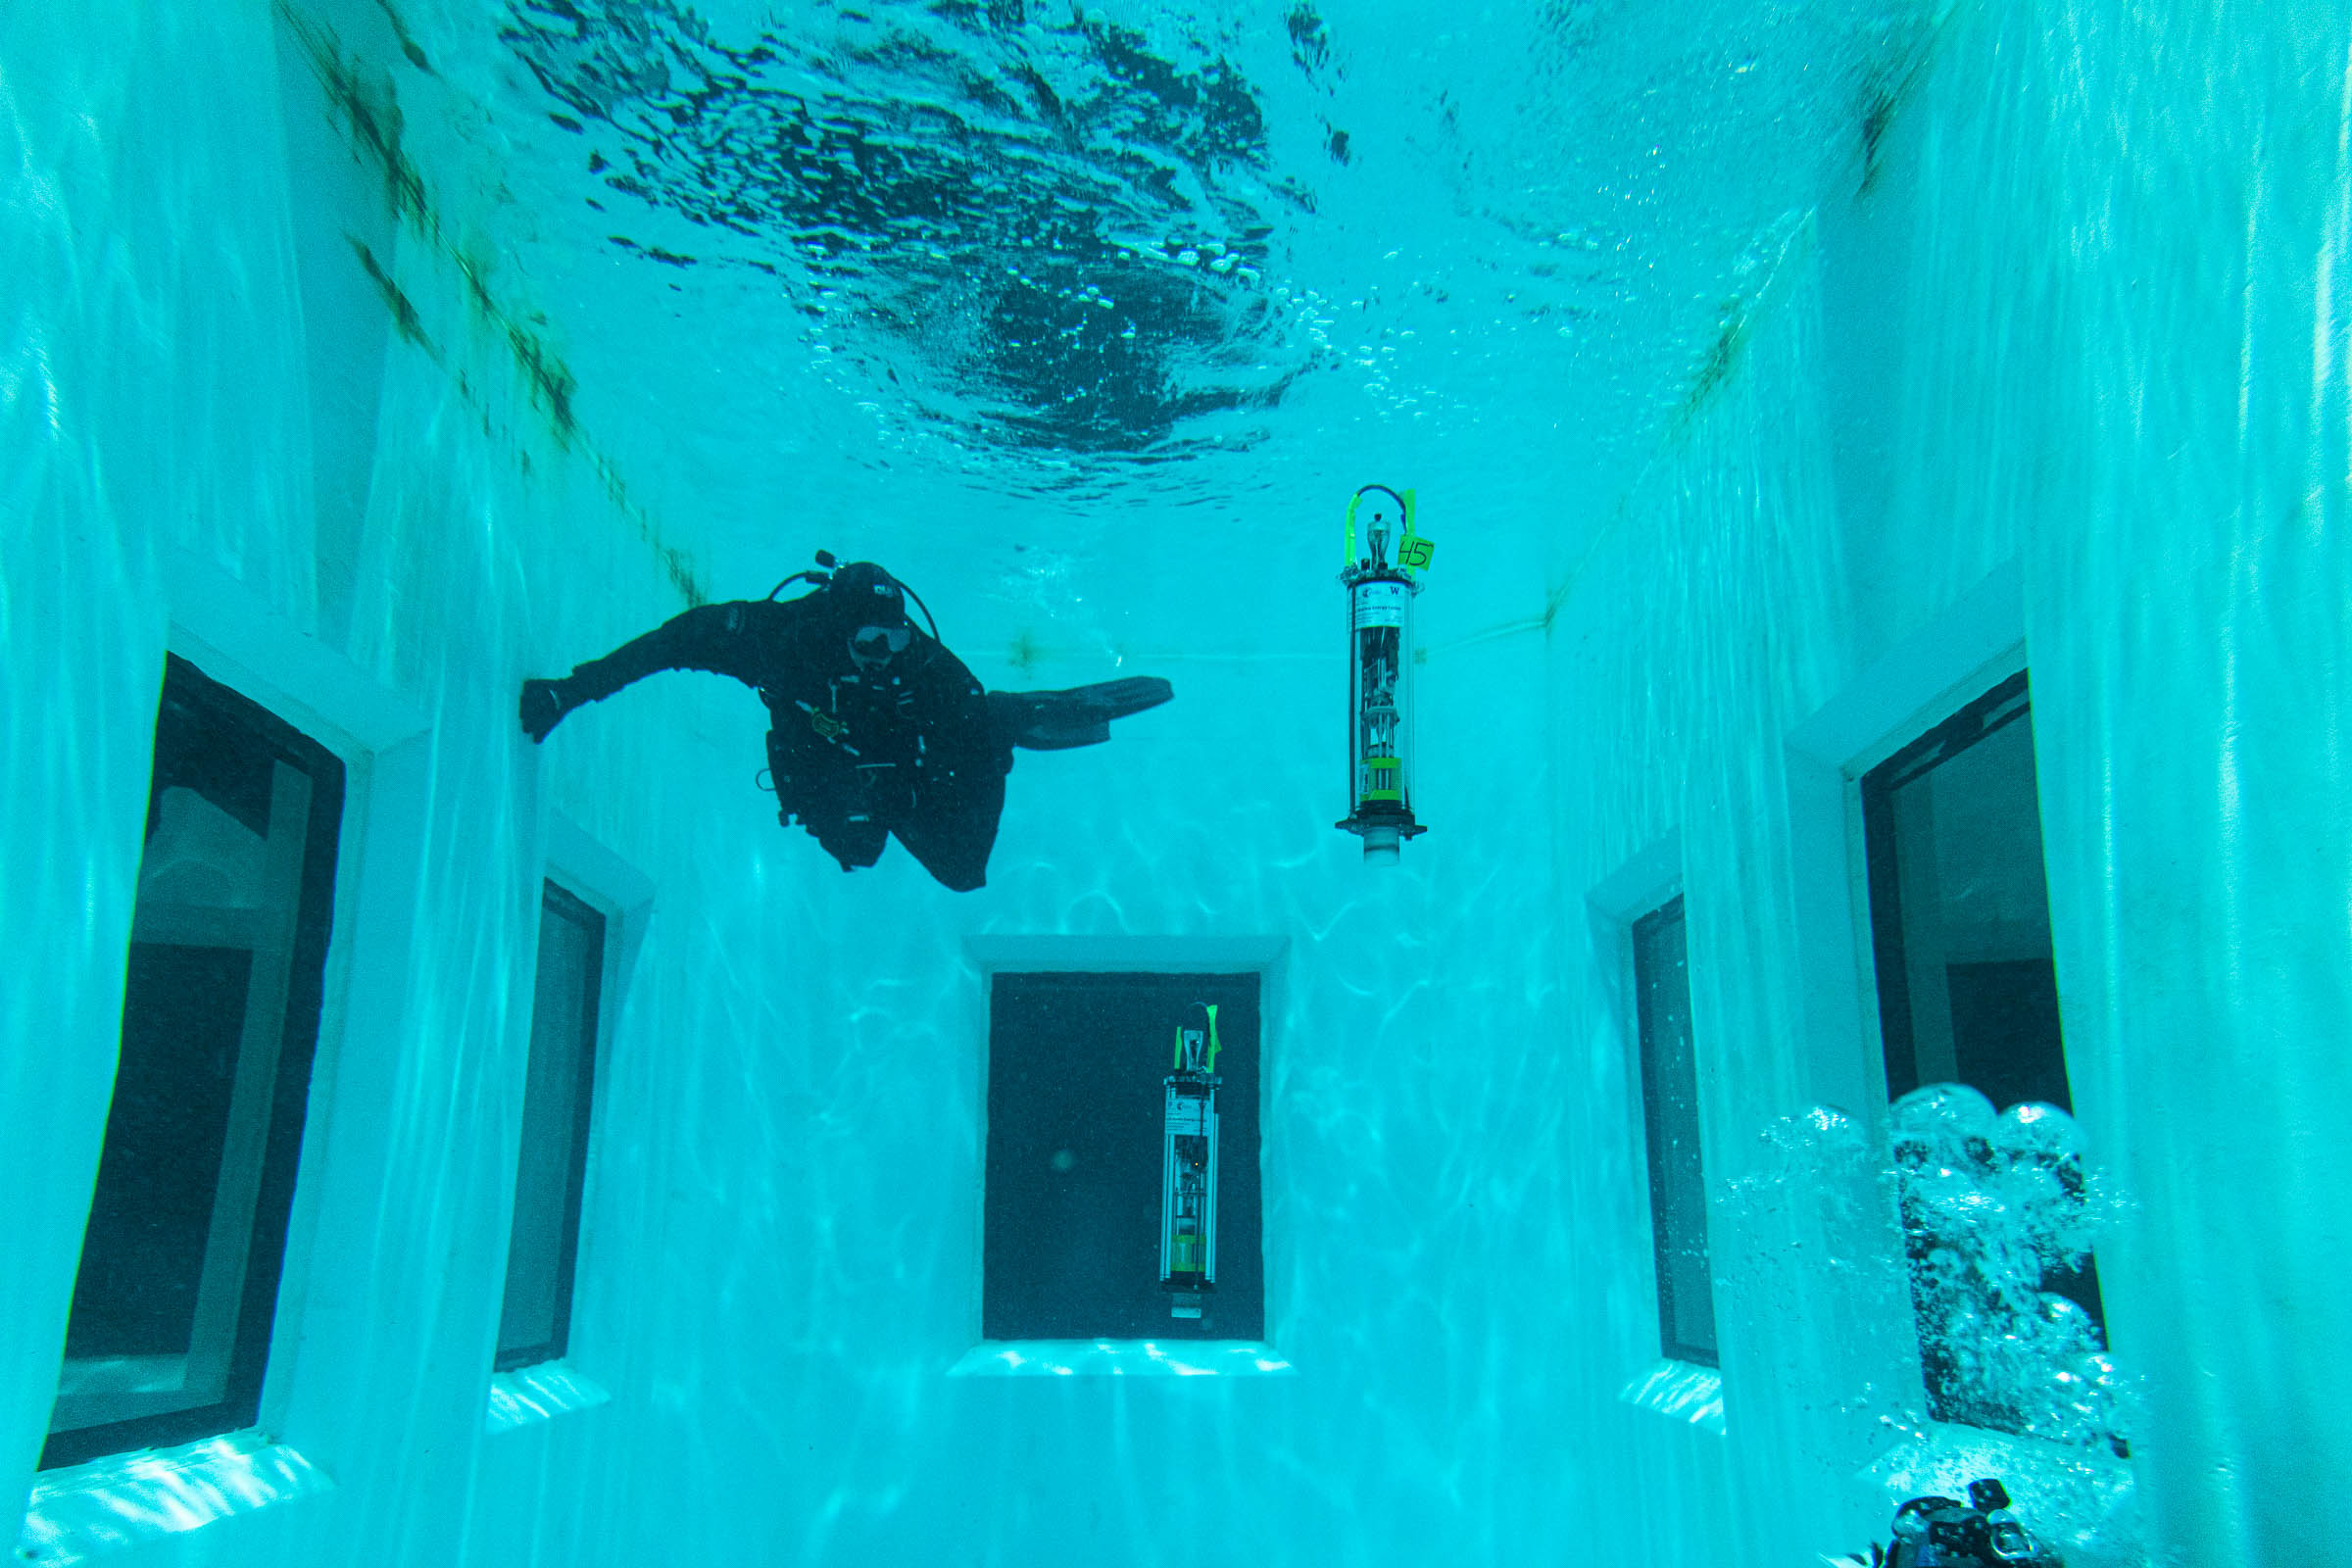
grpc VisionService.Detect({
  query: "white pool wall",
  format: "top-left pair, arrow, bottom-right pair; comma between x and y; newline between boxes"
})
4,1 -> 2345,1565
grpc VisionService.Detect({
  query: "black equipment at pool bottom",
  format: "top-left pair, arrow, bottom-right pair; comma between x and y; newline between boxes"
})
1158,1006 -> 1223,1320
1848,1478 -> 2064,1568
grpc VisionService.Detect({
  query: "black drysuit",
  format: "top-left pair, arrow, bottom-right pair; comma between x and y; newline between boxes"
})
536,594 -> 1169,892
554,596 -> 1001,889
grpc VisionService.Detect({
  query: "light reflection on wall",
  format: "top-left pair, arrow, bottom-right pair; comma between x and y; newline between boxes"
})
19,1431 -> 333,1564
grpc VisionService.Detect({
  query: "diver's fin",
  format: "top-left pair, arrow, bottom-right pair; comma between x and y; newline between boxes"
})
988,677 -> 1172,752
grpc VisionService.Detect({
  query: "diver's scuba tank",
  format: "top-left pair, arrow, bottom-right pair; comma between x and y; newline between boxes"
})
1336,485 -> 1435,864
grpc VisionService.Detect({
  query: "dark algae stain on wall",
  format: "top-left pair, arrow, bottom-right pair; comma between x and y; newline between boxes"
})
277,0 -> 709,607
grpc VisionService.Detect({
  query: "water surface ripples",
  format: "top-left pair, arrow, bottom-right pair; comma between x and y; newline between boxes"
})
480,0 -> 1945,515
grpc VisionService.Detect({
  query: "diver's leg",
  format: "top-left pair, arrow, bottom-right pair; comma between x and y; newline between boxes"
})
988,677 -> 1174,752
770,735 -> 891,873
890,770 -> 1006,893
807,814 -> 888,873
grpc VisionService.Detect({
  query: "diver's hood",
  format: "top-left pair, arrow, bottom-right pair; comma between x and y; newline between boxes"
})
824,561 -> 908,630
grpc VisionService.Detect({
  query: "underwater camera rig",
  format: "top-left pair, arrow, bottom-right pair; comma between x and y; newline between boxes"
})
1157,1005 -> 1222,1319
1844,1478 -> 2064,1568
1337,484 -> 1434,864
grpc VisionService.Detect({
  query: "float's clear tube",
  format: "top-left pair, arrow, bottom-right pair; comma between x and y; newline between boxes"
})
1159,1023 -> 1219,1318
1340,566 -> 1421,861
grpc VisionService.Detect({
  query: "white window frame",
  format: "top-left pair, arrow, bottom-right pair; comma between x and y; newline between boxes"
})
21,552 -> 429,1560
1779,562 -> 2130,1508
1783,561 -> 2029,1119
1590,835 -> 1726,1435
46,658 -> 341,1447
950,936 -> 1293,1379
483,814 -> 651,1433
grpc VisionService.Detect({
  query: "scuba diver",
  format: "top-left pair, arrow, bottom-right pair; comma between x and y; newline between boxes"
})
518,553 -> 1171,892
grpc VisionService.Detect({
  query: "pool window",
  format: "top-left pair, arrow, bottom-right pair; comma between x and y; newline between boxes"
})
1633,895 -> 1718,1369
1863,672 -> 2077,1109
43,655 -> 344,1469
1861,669 -> 2109,1434
983,971 -> 1262,1342
493,880 -> 608,1372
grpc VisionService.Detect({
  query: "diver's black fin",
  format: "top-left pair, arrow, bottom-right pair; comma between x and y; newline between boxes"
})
989,677 -> 1172,752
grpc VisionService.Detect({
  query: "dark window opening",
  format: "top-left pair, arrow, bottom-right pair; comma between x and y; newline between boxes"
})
984,971 -> 1262,1342
494,880 -> 607,1372
1633,896 -> 1718,1369
1862,669 -> 2112,1442
44,654 -> 344,1469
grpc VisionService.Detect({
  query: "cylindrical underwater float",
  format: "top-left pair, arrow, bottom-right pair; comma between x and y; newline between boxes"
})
1337,484 -> 1432,864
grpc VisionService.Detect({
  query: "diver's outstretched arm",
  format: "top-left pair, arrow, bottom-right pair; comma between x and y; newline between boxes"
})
521,601 -> 781,742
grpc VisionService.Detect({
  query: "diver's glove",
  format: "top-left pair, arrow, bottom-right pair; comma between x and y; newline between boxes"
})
519,676 -> 579,743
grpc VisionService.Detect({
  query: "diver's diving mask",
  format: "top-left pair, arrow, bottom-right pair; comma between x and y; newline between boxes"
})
851,623 -> 911,662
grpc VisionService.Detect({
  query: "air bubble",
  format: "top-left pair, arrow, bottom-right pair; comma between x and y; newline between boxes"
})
1892,1082 -> 1995,1142
1989,1099 -> 2082,1164
1890,1083 -> 2126,1449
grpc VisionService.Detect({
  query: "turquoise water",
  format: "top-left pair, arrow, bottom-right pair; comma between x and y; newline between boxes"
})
3,0 -> 2347,1564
